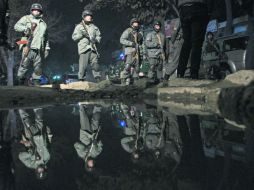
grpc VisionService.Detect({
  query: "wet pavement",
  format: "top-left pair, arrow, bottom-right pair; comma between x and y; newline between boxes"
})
0,102 -> 253,190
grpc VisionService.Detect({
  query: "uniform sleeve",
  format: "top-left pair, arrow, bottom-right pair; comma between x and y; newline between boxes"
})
14,16 -> 29,32
72,24 -> 83,42
120,29 -> 133,47
145,33 -> 159,48
18,152 -> 34,169
95,26 -> 102,44
120,104 -> 130,119
121,137 -> 135,153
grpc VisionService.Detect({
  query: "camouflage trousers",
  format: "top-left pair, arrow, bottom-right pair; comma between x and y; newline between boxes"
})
147,57 -> 163,80
120,54 -> 140,85
79,50 -> 101,80
17,49 -> 42,80
80,105 -> 101,132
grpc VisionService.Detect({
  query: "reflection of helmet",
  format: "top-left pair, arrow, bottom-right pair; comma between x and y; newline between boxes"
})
85,157 -> 95,172
82,10 -> 93,18
35,165 -> 47,180
30,3 -> 43,13
130,18 -> 140,26
131,150 -> 140,163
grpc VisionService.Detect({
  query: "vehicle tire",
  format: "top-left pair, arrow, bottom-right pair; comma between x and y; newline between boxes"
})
219,64 -> 232,79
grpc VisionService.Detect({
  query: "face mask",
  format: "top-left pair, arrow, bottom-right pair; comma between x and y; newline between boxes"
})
132,25 -> 140,31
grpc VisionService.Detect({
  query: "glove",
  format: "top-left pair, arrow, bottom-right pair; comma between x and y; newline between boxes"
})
24,28 -> 31,36
131,42 -> 136,47
44,50 -> 49,59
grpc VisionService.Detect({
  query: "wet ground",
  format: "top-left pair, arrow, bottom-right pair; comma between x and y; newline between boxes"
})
0,101 -> 253,190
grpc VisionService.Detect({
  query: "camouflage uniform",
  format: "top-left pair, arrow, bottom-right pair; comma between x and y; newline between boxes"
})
74,105 -> 103,161
14,13 -> 50,82
120,27 -> 143,85
144,113 -> 164,151
18,109 -> 51,170
72,21 -> 102,81
120,104 -> 145,153
145,29 -> 166,81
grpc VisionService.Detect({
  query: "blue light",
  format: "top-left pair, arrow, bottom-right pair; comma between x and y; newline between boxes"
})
118,120 -> 126,128
119,53 -> 125,61
53,75 -> 61,80
234,25 -> 247,34
40,76 -> 49,85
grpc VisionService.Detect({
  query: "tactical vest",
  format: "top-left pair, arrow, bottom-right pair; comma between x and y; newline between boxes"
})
127,28 -> 143,45
178,0 -> 206,7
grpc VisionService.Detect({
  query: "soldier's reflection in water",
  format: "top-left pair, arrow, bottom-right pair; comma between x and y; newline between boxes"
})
120,104 -> 183,166
74,104 -> 103,172
18,108 -> 52,180
120,104 -> 144,162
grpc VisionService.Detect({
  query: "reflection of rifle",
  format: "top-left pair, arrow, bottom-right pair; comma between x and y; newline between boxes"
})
156,115 -> 167,148
84,125 -> 101,162
81,20 -> 100,58
134,112 -> 143,150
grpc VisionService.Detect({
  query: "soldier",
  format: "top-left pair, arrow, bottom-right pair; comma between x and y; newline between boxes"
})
72,10 -> 102,82
120,104 -> 145,162
14,3 -> 50,86
145,20 -> 167,83
204,32 -> 220,54
144,111 -> 165,159
120,18 -> 143,85
74,105 -> 103,172
18,108 -> 52,180
176,0 -> 209,79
